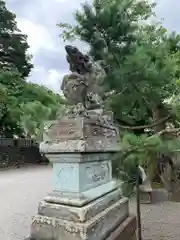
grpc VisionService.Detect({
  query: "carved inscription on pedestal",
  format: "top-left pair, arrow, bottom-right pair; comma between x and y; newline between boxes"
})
47,121 -> 83,140
86,163 -> 107,182
83,121 -> 118,138
44,118 -> 118,143
83,161 -> 111,190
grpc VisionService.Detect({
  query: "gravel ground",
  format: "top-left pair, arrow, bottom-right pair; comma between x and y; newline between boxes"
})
0,165 -> 52,240
1,165 -> 180,240
130,201 -> 180,240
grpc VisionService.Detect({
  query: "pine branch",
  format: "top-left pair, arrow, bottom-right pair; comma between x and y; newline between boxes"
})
156,127 -> 180,136
118,115 -> 170,130
120,127 -> 180,161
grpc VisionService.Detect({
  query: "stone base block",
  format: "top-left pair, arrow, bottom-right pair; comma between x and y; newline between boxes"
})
28,215 -> 136,240
106,215 -> 137,240
39,188 -> 123,222
31,197 -> 129,240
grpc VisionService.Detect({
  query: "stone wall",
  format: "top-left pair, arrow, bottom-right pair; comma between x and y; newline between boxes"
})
0,138 -> 48,169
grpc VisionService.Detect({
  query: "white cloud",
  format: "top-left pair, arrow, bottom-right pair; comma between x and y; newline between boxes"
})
156,0 -> 180,32
16,18 -> 66,92
17,19 -> 55,55
6,0 -> 78,92
28,67 -> 66,93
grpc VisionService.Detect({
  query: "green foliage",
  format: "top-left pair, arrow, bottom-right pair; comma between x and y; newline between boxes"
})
59,0 -> 155,43
0,69 -> 65,137
0,0 -> 33,77
0,70 -> 25,136
18,86 -> 67,140
58,0 -> 180,130
19,101 -> 53,141
0,69 -> 25,97
19,82 -> 66,121
114,132 -> 180,196
20,101 -> 68,142
0,1 -> 67,137
0,82 -> 7,119
58,0 -> 180,201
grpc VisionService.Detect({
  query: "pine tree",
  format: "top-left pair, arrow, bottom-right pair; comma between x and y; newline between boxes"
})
58,0 -> 179,133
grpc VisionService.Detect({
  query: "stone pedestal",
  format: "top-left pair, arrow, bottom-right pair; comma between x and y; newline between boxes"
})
30,115 -> 136,240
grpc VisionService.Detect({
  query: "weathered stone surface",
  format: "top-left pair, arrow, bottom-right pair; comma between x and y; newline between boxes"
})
52,160 -> 112,193
44,180 -> 121,207
45,153 -> 111,163
43,117 -> 118,141
31,198 -> 129,240
80,160 -> 111,191
40,116 -> 120,154
27,215 -> 137,240
38,188 -> 123,222
61,45 -> 106,111
29,93 -> 134,240
40,137 -> 120,153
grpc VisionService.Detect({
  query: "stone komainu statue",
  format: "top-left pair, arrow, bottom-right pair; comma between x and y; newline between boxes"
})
61,45 -> 106,111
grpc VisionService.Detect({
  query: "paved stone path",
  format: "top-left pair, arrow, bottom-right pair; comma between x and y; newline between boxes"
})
1,165 -> 180,240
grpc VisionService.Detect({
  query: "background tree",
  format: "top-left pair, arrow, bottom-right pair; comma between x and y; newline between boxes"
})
0,0 -> 33,77
58,0 -> 180,208
0,82 -> 7,121
0,1 -> 67,137
115,132 -> 180,240
0,71 -> 66,137
0,0 -> 31,136
0,70 -> 25,136
58,0 -> 179,134
58,2 -> 180,237
19,101 -> 53,141
0,75 -> 66,137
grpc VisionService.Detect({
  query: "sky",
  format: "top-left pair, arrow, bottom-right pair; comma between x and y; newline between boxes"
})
5,0 -> 180,93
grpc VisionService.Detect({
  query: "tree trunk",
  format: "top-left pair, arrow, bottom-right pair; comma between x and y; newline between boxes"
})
151,103 -> 167,182
152,104 -> 177,196
152,103 -> 167,133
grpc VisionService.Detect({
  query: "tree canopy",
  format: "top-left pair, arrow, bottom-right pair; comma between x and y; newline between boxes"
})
58,0 -> 180,196
0,69 -> 64,137
0,0 -> 33,77
0,1 -> 65,138
58,0 -> 180,133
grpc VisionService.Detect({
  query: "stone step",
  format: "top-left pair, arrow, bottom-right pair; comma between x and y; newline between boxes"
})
140,188 -> 180,204
151,189 -> 169,203
31,197 -> 129,240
